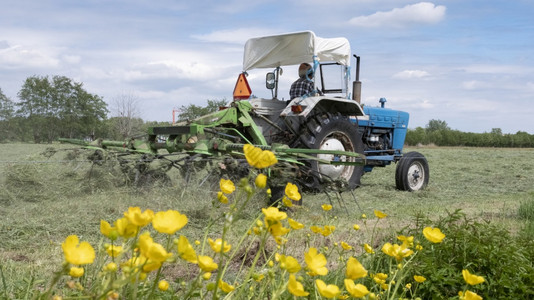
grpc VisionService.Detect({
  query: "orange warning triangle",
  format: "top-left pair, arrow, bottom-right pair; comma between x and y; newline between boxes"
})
233,73 -> 252,100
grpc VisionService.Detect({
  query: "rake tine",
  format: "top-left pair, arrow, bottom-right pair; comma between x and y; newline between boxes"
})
336,192 -> 350,216
350,189 -> 363,214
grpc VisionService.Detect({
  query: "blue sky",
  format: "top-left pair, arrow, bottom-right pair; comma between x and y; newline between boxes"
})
1,0 -> 533,133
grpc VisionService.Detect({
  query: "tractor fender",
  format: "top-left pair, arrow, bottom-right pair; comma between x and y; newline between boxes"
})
279,96 -> 365,118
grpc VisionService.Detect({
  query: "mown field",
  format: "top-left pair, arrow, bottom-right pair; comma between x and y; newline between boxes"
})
1,143 -> 533,298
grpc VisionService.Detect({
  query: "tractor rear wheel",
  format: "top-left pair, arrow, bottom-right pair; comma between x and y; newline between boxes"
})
395,151 -> 429,191
300,114 -> 364,191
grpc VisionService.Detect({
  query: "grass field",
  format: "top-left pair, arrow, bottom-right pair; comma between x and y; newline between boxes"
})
1,143 -> 533,297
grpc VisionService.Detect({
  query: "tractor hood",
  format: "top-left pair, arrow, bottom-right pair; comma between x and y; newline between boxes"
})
242,31 -> 351,71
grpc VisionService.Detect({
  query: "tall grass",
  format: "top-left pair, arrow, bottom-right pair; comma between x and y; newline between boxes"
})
0,144 -> 534,298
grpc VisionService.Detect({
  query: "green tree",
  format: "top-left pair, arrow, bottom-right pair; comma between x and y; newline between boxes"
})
425,119 -> 450,132
17,75 -> 108,142
0,88 -> 16,142
176,99 -> 228,122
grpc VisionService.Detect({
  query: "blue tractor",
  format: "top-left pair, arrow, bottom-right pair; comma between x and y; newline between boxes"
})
60,31 -> 429,195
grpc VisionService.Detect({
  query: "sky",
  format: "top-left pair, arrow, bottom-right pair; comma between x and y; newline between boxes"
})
1,0 -> 533,134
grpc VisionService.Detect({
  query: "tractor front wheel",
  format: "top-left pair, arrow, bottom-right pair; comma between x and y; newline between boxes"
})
395,151 -> 429,191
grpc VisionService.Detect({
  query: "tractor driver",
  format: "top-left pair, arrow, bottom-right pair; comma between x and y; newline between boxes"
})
289,63 -> 315,99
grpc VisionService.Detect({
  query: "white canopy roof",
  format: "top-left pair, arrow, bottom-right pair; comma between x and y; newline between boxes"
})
242,31 -> 351,71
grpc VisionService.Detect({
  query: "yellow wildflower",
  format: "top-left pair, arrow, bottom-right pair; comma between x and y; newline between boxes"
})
279,255 -> 301,273
282,196 -> 293,207
340,241 -> 353,251
208,238 -> 231,253
219,178 -> 235,194
462,269 -> 485,285
414,275 -> 426,283
69,267 -> 84,278
62,235 -> 95,265
100,220 -> 118,240
217,191 -> 228,204
105,244 -> 123,258
305,247 -> 328,276
346,257 -> 368,280
255,173 -> 267,188
423,227 -> 446,243
364,243 -> 375,254
158,280 -> 170,291
262,207 -> 287,225
103,262 -> 117,272
353,224 -> 360,231
177,235 -> 198,264
285,182 -> 301,201
288,274 -> 309,297
152,210 -> 188,234
288,218 -> 304,230
114,217 -> 138,238
397,235 -> 414,248
460,290 -> 483,300
218,280 -> 235,293
315,279 -> 340,299
373,273 -> 388,285
198,255 -> 218,272
124,207 -> 154,227
344,279 -> 370,298
381,242 -> 414,261
374,209 -> 387,219
243,144 -> 278,169
321,204 -> 333,211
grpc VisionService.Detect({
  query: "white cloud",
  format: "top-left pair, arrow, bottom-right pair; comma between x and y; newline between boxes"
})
393,69 -> 430,79
191,28 -> 280,44
348,2 -> 446,28
462,80 -> 490,90
0,44 -> 59,69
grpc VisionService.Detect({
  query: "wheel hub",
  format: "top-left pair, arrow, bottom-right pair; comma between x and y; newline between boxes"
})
317,137 -> 352,180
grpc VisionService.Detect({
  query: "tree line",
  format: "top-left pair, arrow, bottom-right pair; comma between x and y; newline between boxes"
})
1,75 -> 532,147
0,75 -> 226,143
405,119 -> 534,148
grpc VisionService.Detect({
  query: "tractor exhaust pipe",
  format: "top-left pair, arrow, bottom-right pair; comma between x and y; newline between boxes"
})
352,54 -> 361,104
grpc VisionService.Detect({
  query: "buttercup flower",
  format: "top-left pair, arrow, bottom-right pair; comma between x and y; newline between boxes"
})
374,210 -> 387,219
414,275 -> 426,283
217,192 -> 228,204
305,247 -> 328,276
103,262 -> 117,272
288,274 -> 309,297
198,255 -> 218,272
208,238 -> 232,253
288,218 -> 304,230
460,290 -> 483,300
105,244 -> 123,258
124,207 -> 154,227
353,224 -> 360,231
423,227 -> 446,243
219,178 -> 235,194
177,235 -> 197,263
373,273 -> 388,285
218,280 -> 235,293
262,207 -> 287,223
138,232 -> 171,263
114,217 -> 138,238
346,257 -> 368,280
381,242 -> 414,261
315,279 -> 340,298
340,241 -> 352,251
100,220 -> 118,240
243,144 -> 278,169
344,279 -> 369,298
397,235 -> 414,248
285,182 -> 301,201
282,196 -> 293,207
69,267 -> 84,278
364,244 -> 375,254
462,269 -> 485,285
322,204 -> 333,211
62,235 -> 95,265
158,280 -> 169,291
152,210 -> 188,234
279,255 -> 301,273
255,173 -> 267,188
